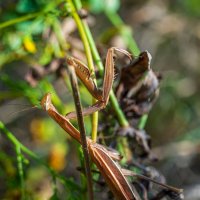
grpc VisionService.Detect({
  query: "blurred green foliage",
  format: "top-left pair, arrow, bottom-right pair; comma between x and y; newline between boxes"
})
84,0 -> 120,13
180,0 -> 200,17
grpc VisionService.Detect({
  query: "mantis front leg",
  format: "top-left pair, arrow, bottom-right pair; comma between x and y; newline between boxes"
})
66,47 -> 132,119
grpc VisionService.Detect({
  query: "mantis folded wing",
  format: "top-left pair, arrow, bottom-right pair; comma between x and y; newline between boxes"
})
41,93 -> 138,200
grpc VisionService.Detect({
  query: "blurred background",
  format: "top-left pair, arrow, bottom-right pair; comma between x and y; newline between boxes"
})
0,0 -> 200,199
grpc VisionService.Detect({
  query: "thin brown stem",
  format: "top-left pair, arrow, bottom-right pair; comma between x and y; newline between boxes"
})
67,65 -> 93,200
122,169 -> 183,194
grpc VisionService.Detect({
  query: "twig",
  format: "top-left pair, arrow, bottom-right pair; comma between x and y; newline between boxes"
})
122,168 -> 183,194
68,65 -> 94,200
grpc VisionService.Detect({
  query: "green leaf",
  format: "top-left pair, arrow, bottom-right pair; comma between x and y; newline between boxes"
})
104,0 -> 120,13
15,18 -> 45,36
87,0 -> 120,13
5,33 -> 23,51
181,0 -> 200,17
16,0 -> 39,13
88,0 -> 104,13
49,192 -> 60,200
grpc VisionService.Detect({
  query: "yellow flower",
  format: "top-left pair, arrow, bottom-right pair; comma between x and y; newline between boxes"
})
23,36 -> 37,53
48,143 -> 67,171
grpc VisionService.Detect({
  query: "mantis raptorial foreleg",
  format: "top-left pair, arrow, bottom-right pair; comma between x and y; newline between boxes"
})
65,47 -> 132,119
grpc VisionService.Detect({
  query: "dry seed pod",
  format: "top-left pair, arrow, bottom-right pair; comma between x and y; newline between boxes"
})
116,51 -> 160,118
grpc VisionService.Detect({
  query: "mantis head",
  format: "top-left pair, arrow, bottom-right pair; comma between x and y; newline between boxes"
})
41,93 -> 52,111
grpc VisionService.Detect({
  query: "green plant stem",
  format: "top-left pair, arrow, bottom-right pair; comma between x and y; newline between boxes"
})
0,121 -> 80,190
137,114 -> 148,130
82,22 -> 104,73
72,0 -> 82,10
0,12 -> 42,29
91,99 -> 98,141
16,145 -> 25,200
52,18 -> 69,52
109,91 -> 129,126
67,0 -> 98,142
52,175 -> 58,197
105,10 -> 140,56
105,11 -> 151,129
0,121 -> 43,161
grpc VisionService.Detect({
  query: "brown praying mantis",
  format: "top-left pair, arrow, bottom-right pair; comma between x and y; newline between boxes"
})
41,48 -> 183,200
